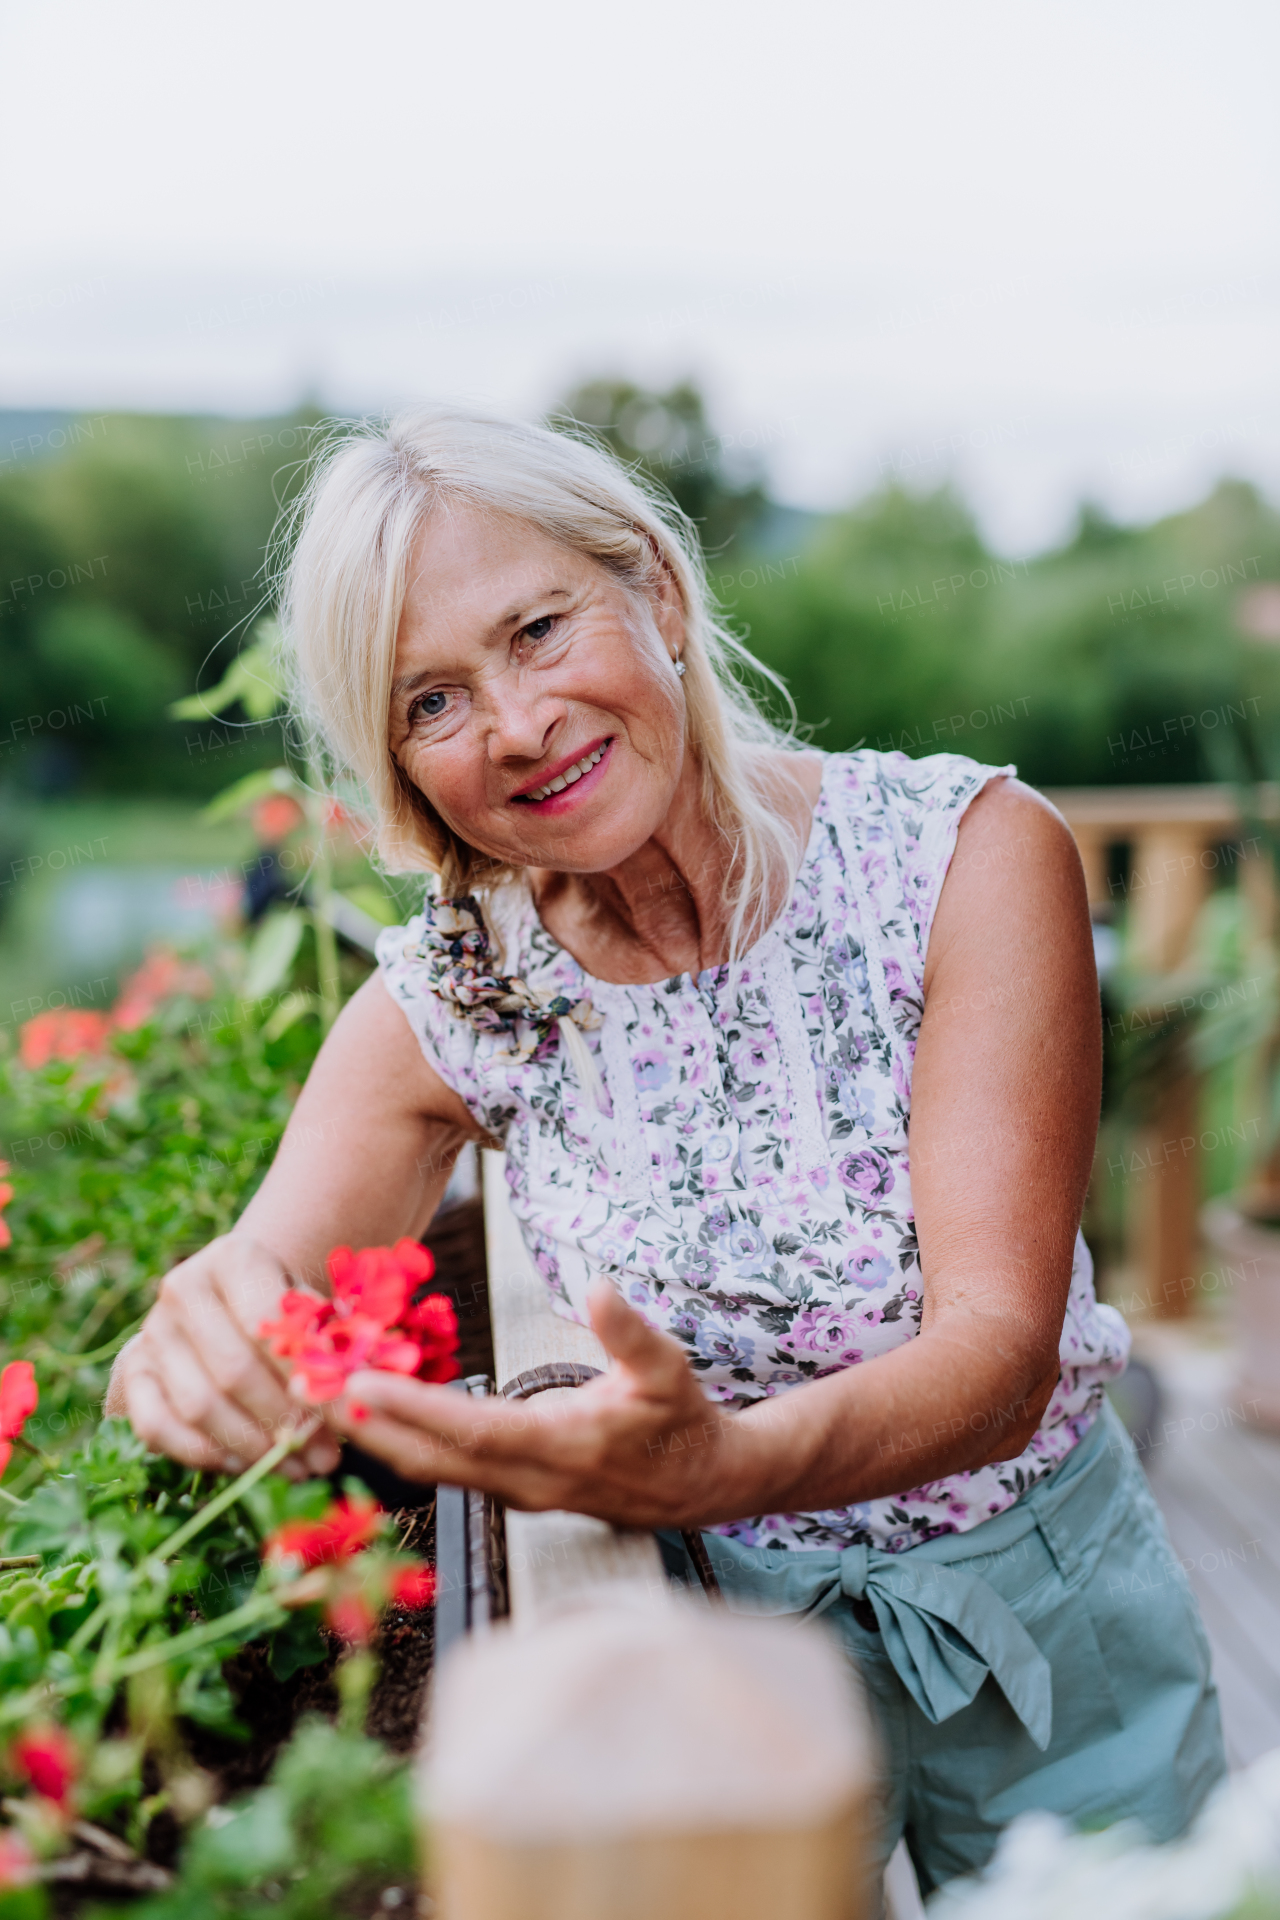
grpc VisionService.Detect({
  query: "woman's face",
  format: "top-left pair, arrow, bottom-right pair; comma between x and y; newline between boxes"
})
389,504 -> 688,874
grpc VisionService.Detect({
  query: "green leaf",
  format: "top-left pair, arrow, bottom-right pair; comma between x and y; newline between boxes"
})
190,1784 -> 296,1886
261,990 -> 321,1043
267,1608 -> 329,1681
200,765 -> 298,825
168,633 -> 288,723
4,1478 -> 87,1562
0,1884 -> 49,1920
342,884 -> 400,928
243,910 -> 307,1001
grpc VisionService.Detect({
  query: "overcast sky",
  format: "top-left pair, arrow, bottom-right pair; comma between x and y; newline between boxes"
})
2,0 -> 1277,550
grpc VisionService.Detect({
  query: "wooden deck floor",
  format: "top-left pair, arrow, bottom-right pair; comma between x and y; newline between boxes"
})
1135,1322 -> 1280,1769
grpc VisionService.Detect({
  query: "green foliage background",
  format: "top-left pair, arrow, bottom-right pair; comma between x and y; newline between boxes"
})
4,390 -> 1280,816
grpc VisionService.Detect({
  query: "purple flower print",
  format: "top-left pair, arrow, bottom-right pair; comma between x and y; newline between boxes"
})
730,1036 -> 770,1082
531,1234 -> 561,1284
839,1148 -> 895,1202
633,1052 -> 671,1091
882,956 -> 909,1005
695,1322 -> 755,1368
673,1244 -> 717,1287
785,1308 -> 857,1359
837,1083 -> 875,1129
728,1222 -> 767,1262
844,1247 -> 894,1290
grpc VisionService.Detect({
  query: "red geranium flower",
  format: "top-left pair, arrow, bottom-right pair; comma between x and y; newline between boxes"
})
258,1240 -> 458,1403
19,1009 -> 113,1069
0,1362 -> 38,1479
326,1592 -> 377,1644
258,1289 -> 326,1359
11,1725 -> 77,1807
263,1495 -> 383,1572
388,1564 -> 437,1610
112,948 -> 213,1032
251,793 -> 306,844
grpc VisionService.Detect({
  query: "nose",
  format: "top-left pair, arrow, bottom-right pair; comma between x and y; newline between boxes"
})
481,671 -> 564,766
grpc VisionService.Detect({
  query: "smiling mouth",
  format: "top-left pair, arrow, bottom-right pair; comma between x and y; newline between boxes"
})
512,737 -> 613,804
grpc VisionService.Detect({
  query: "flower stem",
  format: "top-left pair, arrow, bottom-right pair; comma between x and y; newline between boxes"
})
155,1418 -> 320,1564
104,1592 -> 284,1683
38,1316 -> 146,1371
14,1434 -> 60,1473
66,1597 -> 115,1656
311,811 -> 341,1036
337,1647 -> 378,1736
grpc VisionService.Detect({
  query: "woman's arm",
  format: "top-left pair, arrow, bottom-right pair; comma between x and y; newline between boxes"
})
105,973 -> 482,1471
320,778 -> 1103,1526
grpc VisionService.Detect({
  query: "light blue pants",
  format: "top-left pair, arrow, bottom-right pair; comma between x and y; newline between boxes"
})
661,1402 -> 1226,1895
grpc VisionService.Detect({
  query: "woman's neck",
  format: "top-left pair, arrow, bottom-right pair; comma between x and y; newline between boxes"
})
532,748 -> 823,984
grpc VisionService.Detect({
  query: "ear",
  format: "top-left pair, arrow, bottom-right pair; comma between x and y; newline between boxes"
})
639,533 -> 686,654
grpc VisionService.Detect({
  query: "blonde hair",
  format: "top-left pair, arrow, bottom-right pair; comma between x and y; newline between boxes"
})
275,405 -> 803,961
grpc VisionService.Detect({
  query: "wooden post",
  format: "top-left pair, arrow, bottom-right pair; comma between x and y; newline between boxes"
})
1071,824 -> 1110,913
1125,826 -> 1210,973
1124,825 -> 1210,1318
423,1604 -> 877,1920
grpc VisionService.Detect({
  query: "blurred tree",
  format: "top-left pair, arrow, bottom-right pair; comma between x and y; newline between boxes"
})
549,377 -> 768,559
3,394 -> 1280,803
731,476 -> 1280,786
0,410 -> 319,795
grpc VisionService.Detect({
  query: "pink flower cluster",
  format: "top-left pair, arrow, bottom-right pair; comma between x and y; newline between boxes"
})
18,947 -> 212,1069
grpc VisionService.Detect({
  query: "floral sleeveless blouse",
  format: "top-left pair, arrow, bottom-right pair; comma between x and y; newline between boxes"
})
377,750 -> 1129,1551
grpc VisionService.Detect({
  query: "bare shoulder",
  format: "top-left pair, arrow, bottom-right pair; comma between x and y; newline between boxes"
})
923,776 -> 1090,994
305,970 -> 481,1136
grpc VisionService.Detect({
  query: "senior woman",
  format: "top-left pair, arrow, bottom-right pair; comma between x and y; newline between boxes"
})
108,409 -> 1224,1892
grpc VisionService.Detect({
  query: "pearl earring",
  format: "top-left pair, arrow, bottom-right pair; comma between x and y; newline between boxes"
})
674,656 -> 686,677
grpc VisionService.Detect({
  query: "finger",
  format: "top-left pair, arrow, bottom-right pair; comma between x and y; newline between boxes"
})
585,1279 -> 687,1383
164,1271 -> 296,1438
332,1371 -> 583,1475
149,1330 -> 283,1465
126,1369 -> 229,1470
334,1408 -> 441,1486
338,1404 -> 560,1507
333,1373 -> 503,1451
301,1432 -> 341,1475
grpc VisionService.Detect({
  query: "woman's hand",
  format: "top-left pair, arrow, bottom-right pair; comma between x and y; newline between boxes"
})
105,1235 -> 341,1478
325,1281 -> 760,1529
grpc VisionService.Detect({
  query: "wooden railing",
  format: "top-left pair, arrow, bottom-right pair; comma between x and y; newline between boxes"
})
1046,784 -> 1277,1317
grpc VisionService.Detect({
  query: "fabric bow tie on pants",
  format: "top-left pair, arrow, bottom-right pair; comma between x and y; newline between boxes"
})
694,1532 -> 1055,1753
810,1545 -> 1052,1751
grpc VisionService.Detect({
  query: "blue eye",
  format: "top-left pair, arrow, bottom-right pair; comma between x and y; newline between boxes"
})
523,616 -> 554,642
413,690 -> 449,721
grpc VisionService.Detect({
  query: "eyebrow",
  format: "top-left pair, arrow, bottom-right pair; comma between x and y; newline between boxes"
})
390,588 -> 573,702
